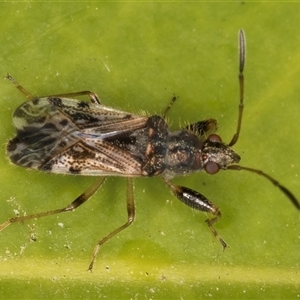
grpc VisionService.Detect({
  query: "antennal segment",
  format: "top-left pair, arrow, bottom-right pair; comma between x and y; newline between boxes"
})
229,29 -> 245,147
227,165 -> 300,210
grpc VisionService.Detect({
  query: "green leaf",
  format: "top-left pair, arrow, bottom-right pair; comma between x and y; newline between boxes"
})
0,2 -> 299,299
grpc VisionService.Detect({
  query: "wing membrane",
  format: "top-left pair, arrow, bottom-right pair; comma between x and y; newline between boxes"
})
8,97 -> 149,175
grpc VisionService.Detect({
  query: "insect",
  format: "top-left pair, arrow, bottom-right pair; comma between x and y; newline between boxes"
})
1,30 -> 299,271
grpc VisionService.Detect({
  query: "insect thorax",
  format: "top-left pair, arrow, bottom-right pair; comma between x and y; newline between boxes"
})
128,115 -> 204,178
163,130 -> 204,179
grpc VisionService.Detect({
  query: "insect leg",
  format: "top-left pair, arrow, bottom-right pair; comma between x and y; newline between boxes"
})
161,95 -> 218,138
162,95 -> 177,119
88,178 -> 135,271
5,74 -> 101,104
163,178 -> 227,249
5,74 -> 34,99
0,177 -> 106,232
185,119 -> 218,138
227,165 -> 300,210
44,91 -> 101,104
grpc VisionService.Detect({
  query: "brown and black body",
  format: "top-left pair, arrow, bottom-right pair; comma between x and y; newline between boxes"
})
2,30 -> 299,271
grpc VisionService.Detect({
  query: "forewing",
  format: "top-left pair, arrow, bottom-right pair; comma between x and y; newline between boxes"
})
8,97 -> 149,175
40,139 -> 143,176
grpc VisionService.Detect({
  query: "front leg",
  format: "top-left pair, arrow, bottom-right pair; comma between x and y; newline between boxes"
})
185,118 -> 218,139
163,178 -> 227,250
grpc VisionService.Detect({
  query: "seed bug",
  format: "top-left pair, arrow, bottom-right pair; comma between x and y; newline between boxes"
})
1,30 -> 299,271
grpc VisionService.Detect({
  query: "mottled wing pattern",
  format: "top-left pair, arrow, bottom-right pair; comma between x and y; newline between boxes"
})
7,97 -> 150,176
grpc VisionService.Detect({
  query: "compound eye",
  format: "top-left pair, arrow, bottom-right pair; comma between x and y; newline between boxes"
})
205,161 -> 220,174
208,134 -> 222,143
